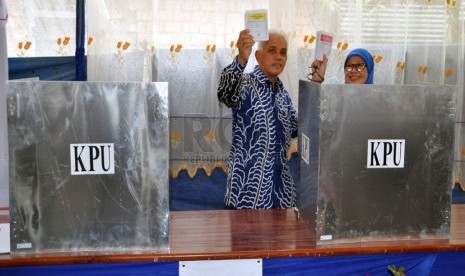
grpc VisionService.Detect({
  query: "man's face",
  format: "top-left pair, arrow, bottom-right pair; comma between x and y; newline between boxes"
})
255,34 -> 287,81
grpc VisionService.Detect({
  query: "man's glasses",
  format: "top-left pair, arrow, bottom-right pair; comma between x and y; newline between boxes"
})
345,63 -> 366,72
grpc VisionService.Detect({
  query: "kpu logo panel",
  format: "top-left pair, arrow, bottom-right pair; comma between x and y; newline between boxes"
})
70,143 -> 115,175
367,139 -> 405,169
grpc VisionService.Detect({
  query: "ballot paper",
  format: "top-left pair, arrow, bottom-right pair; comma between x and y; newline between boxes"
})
245,9 -> 268,41
315,30 -> 334,61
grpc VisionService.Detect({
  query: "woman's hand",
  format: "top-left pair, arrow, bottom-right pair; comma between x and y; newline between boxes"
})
236,29 -> 255,65
311,54 -> 328,83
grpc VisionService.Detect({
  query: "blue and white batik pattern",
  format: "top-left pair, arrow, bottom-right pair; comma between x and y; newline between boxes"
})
217,58 -> 298,209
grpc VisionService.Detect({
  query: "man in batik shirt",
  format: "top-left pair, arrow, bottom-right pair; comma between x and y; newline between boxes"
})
217,29 -> 298,209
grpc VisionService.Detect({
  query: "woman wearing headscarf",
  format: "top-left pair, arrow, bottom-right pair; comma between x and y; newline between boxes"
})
310,48 -> 374,84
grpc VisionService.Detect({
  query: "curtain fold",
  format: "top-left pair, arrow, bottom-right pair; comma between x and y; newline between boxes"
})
455,2 -> 465,191
7,1 -> 76,57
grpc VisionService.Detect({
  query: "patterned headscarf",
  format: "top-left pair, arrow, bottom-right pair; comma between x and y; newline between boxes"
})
344,48 -> 374,84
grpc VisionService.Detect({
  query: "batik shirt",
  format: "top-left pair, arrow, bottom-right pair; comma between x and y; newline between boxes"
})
217,58 -> 298,209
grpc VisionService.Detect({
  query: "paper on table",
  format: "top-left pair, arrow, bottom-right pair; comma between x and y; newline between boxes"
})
245,9 -> 268,42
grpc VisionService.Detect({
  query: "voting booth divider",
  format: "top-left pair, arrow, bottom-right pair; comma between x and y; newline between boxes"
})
7,81 -> 170,255
297,80 -> 455,245
2,79 -> 462,276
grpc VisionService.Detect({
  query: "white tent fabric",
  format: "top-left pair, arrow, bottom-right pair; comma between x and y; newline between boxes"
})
85,0 -> 465,180
6,1 -> 76,58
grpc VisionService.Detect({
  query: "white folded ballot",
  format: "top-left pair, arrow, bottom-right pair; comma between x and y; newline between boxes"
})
245,9 -> 268,41
315,30 -> 334,61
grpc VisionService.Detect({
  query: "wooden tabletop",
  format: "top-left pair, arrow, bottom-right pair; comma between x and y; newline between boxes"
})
1,205 -> 465,267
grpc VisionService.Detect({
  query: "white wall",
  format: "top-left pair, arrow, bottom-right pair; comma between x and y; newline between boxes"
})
0,0 -> 9,207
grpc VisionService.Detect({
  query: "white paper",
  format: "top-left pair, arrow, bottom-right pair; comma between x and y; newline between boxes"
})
0,223 -> 10,253
245,9 -> 268,41
180,259 -> 262,276
315,30 -> 334,61
301,134 -> 310,165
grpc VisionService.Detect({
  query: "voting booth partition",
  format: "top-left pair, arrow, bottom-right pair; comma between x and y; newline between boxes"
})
298,81 -> 455,244
7,81 -> 170,255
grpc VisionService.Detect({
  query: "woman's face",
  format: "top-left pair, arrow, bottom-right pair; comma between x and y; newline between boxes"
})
345,56 -> 368,84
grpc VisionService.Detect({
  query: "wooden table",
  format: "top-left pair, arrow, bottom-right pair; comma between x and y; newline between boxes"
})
1,205 -> 465,267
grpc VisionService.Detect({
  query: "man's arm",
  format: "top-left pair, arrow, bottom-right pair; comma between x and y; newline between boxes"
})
217,58 -> 246,108
217,29 -> 255,108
